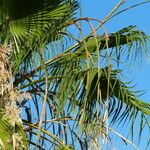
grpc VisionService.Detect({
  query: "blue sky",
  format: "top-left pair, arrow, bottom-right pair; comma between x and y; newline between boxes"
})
79,0 -> 150,149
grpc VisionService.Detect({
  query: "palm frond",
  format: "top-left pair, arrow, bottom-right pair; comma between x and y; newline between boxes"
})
0,0 -> 78,73
78,67 -> 150,120
73,25 -> 148,61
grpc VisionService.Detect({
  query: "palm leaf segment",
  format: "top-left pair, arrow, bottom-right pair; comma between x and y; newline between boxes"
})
0,0 -> 78,41
0,0 -> 78,72
74,25 -> 147,58
78,67 -> 150,124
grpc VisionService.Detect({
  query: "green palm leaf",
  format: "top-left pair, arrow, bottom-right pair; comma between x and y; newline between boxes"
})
0,0 -> 78,73
79,67 -> 150,121
74,25 -> 147,60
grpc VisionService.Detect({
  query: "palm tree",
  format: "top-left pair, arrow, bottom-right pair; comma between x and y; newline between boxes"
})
0,0 -> 150,149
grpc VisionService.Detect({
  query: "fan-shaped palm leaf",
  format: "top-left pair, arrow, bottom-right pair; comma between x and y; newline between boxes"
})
0,0 -> 78,73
